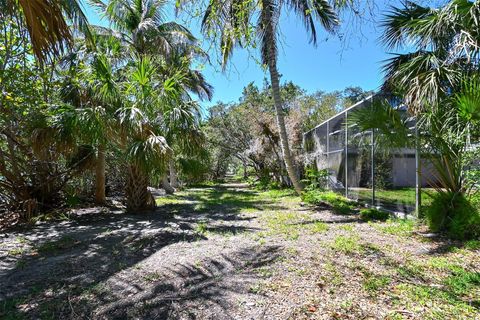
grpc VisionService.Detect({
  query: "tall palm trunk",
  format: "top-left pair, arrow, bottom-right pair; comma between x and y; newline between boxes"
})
265,26 -> 303,194
125,164 -> 155,212
95,144 -> 106,205
161,173 -> 175,194
169,158 -> 179,188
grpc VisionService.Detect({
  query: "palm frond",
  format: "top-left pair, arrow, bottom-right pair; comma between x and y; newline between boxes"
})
12,0 -> 91,62
258,0 -> 280,65
287,0 -> 338,45
455,74 -> 480,122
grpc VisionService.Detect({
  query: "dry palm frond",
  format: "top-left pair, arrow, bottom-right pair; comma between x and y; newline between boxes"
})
9,0 -> 90,63
15,0 -> 72,62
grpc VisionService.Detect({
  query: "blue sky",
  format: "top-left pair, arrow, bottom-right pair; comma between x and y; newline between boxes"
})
81,1 -> 398,108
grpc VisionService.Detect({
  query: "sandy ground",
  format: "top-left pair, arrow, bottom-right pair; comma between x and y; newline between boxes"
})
0,182 -> 479,319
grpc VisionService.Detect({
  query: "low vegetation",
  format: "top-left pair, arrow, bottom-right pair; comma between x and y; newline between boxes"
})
302,190 -> 356,215
359,208 -> 390,222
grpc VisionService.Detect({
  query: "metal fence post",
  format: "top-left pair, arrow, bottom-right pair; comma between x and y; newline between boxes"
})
415,121 -> 422,217
345,111 -> 348,198
371,128 -> 375,206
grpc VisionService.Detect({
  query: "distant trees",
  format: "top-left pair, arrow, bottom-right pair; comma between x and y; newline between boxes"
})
193,0 -> 348,195
204,82 -> 372,186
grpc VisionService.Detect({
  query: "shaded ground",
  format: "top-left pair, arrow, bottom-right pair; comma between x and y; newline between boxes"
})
0,182 -> 479,319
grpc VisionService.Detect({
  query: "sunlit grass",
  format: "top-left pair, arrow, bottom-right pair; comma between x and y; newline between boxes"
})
370,218 -> 416,237
330,235 -> 363,254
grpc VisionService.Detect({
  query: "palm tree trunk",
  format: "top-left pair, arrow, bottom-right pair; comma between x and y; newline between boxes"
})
125,164 -> 155,212
265,37 -> 303,194
95,144 -> 106,205
161,174 -> 175,194
169,158 -> 179,189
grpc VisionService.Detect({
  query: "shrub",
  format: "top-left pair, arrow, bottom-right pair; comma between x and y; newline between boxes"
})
302,190 -> 356,215
302,168 -> 328,191
359,208 -> 390,222
423,192 -> 480,240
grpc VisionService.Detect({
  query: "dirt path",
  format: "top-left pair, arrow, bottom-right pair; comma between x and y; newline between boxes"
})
0,182 -> 479,319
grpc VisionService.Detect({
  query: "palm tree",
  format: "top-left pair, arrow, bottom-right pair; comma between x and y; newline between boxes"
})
88,0 -> 196,56
351,0 -> 480,235
3,0 -> 90,62
90,0 -> 209,202
58,34 -> 123,205
195,0 -> 341,194
379,0 -> 480,195
381,0 -> 480,113
119,56 -> 172,211
156,48 -> 213,192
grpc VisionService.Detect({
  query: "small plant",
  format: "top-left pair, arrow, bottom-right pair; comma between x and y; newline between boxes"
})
464,240 -> 480,250
195,222 -> 208,235
359,208 -> 389,222
302,168 -> 328,191
362,273 -> 391,293
423,192 -> 480,239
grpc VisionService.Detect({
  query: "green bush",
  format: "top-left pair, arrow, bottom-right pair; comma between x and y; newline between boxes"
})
302,190 -> 356,215
423,192 -> 480,240
359,208 -> 390,222
302,168 -> 328,191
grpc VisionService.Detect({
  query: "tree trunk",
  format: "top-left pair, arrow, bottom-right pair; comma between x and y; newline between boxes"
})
265,30 -> 303,194
125,164 -> 155,212
169,158 -> 179,188
162,174 -> 175,194
95,144 -> 106,205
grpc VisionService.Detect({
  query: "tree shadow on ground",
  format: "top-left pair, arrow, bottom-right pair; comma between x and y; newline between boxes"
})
91,245 -> 281,319
0,184 -> 282,319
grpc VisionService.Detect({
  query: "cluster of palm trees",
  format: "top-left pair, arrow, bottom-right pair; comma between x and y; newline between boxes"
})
3,0 -> 212,214
10,0 -> 364,202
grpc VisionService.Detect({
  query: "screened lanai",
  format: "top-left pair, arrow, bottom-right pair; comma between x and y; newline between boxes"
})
303,94 -> 438,215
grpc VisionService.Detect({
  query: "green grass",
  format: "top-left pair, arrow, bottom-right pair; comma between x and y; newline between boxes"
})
330,235 -> 363,254
142,272 -> 162,282
155,196 -> 186,205
7,248 -> 26,256
35,236 -> 78,254
307,221 -> 329,234
390,256 -> 480,319
302,190 -> 356,215
359,208 -> 389,222
262,211 -> 308,240
260,188 -> 297,199
393,283 -> 478,319
260,210 -> 328,240
357,187 -> 436,208
371,218 -> 416,237
322,262 -> 343,287
362,273 -> 391,293
464,240 -> 480,250
443,269 -> 480,296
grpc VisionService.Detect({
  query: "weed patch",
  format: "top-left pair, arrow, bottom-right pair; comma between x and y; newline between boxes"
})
302,190 -> 356,215
372,218 -> 416,237
362,273 -> 391,293
35,236 -> 79,254
359,208 -> 389,222
330,235 -> 363,254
